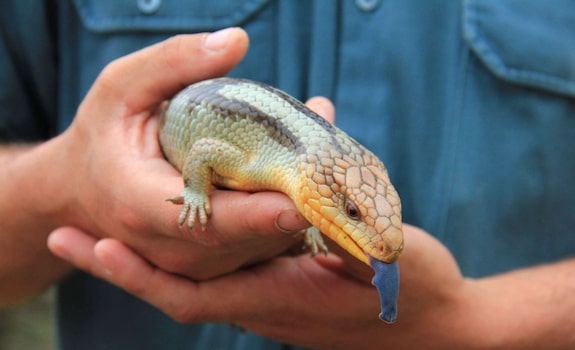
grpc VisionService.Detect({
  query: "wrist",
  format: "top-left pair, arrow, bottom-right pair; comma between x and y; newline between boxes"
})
451,271 -> 568,350
7,137 -> 74,229
0,139 -> 76,305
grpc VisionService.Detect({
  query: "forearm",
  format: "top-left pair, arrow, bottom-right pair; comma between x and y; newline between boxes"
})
0,141 -> 73,305
460,258 -> 575,349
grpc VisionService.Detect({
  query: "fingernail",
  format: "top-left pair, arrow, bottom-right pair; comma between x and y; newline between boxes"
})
204,28 -> 236,52
276,209 -> 309,233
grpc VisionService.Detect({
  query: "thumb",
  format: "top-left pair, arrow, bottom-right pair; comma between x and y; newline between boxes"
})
83,28 -> 250,117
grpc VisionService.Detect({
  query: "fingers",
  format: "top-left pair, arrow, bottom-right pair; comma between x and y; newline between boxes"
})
47,223 -> 469,349
48,227 -> 109,279
92,237 -> 242,323
84,28 -> 249,116
398,224 -> 463,288
48,228 -> 214,322
136,188 -> 308,243
48,228 -> 188,307
127,190 -> 309,279
94,246 -> 376,327
205,190 -> 309,239
305,96 -> 336,124
47,227 -> 320,324
93,238 -> 204,316
47,225 -> 382,347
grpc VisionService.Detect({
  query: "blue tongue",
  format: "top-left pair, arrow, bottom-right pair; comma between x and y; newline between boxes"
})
369,257 -> 400,323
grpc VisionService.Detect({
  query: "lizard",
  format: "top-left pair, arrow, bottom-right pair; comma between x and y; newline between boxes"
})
159,77 -> 403,322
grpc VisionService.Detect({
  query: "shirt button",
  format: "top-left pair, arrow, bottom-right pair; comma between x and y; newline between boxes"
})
137,0 -> 161,15
355,0 -> 381,12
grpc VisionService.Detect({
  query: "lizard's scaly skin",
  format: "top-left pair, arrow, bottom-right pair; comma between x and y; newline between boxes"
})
159,78 -> 403,265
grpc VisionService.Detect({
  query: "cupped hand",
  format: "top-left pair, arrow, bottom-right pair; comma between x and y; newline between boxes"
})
49,222 -> 471,349
46,29 -> 328,279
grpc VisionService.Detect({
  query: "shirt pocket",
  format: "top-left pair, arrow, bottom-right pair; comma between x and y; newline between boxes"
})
62,0 -> 273,131
463,0 -> 575,98
73,0 -> 271,33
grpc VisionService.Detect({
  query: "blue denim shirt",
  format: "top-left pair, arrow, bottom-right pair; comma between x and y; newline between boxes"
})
2,0 -> 575,349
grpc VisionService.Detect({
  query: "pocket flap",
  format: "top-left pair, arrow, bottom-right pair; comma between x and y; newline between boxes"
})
463,0 -> 575,97
74,0 -> 270,33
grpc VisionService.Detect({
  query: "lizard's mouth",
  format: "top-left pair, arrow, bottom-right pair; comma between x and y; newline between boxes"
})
343,229 -> 403,265
337,233 -> 371,266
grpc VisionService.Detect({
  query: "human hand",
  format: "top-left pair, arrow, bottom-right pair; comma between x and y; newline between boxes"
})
50,219 -> 476,349
45,28 -> 322,279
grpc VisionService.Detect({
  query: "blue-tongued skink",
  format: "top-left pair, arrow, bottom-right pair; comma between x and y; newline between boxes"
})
159,77 -> 403,322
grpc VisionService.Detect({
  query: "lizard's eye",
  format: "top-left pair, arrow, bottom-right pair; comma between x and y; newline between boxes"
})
344,198 -> 361,220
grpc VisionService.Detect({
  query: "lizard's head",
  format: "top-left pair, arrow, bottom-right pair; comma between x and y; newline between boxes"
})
298,157 -> 403,265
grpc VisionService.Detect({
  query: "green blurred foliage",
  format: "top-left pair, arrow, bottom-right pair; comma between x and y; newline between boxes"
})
0,290 -> 54,350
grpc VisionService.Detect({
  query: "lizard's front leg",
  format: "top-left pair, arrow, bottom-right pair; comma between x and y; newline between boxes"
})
167,138 -> 247,231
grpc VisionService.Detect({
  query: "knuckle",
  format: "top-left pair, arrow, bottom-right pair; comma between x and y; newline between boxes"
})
170,305 -> 198,324
125,279 -> 149,298
94,59 -> 124,94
